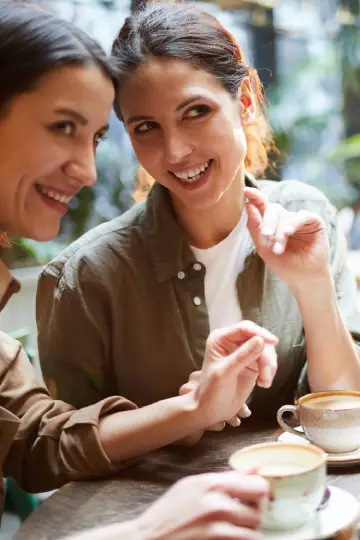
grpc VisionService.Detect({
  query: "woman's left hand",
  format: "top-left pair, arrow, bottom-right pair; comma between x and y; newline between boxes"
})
244,187 -> 331,290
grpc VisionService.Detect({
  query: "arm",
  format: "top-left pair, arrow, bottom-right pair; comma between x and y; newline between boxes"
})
292,223 -> 360,392
2,324 -> 275,491
245,185 -> 360,393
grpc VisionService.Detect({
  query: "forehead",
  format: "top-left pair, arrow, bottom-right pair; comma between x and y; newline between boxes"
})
118,58 -> 228,117
9,65 -> 114,124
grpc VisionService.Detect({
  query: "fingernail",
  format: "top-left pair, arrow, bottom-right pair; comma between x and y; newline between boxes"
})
243,404 -> 252,417
260,366 -> 272,387
272,242 -> 284,255
235,416 -> 241,427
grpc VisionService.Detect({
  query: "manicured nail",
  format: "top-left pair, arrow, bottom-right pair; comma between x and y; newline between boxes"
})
243,404 -> 252,417
235,416 -> 241,427
272,242 -> 284,255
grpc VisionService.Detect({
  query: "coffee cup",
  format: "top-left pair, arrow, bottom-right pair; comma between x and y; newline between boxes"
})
277,390 -> 360,454
229,442 -> 326,530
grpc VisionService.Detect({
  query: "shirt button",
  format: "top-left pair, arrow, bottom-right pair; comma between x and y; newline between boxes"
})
177,271 -> 185,280
193,263 -> 202,271
193,296 -> 201,306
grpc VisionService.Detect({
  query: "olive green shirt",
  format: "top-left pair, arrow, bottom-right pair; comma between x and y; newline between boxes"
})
37,176 -> 360,420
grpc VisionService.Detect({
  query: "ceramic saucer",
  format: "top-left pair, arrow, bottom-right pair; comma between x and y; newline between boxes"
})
277,427 -> 360,466
262,486 -> 359,539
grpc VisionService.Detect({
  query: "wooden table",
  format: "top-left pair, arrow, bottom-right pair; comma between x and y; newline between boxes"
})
15,423 -> 360,539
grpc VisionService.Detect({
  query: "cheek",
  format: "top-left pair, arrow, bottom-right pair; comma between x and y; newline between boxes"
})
132,140 -> 162,172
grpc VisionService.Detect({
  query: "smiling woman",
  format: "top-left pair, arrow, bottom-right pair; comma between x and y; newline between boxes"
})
0,2 -> 115,242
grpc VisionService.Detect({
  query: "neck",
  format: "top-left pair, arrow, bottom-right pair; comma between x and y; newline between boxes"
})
173,171 -> 245,249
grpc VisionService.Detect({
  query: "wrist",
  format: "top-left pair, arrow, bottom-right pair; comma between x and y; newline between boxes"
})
289,266 -> 333,298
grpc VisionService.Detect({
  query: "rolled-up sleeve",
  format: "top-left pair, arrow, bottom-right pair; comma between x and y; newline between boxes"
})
1,332 -> 137,493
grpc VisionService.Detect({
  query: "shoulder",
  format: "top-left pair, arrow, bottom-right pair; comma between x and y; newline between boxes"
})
257,179 -> 336,218
0,331 -> 21,367
40,200 -> 148,289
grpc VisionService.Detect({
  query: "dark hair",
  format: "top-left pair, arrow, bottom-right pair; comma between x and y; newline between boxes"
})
0,0 -> 118,247
0,0 -> 118,116
111,2 -> 273,200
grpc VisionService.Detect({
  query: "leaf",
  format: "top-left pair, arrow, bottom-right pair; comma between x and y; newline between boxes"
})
330,134 -> 360,161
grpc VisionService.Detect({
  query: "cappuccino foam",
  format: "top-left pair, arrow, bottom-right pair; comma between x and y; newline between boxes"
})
306,394 -> 360,410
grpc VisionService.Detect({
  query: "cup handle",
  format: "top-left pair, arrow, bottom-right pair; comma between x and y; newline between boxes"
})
277,405 -> 308,441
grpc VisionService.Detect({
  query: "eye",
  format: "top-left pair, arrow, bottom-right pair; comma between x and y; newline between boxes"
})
185,104 -> 210,119
134,121 -> 157,135
94,131 -> 108,147
49,121 -> 76,137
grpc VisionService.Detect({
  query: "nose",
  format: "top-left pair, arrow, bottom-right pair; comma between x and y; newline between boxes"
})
164,130 -> 194,165
64,144 -> 97,187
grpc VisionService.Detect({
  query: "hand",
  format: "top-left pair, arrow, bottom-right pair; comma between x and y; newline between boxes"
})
135,472 -> 268,540
64,473 -> 268,540
191,321 -> 278,429
175,371 -> 252,446
244,187 -> 330,290
175,338 -> 277,446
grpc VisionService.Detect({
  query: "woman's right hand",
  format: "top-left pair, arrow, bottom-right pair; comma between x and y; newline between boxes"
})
190,321 -> 278,430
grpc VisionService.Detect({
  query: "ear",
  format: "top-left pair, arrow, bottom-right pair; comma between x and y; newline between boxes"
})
239,80 -> 256,125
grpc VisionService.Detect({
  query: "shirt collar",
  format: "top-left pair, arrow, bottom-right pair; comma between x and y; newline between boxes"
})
144,172 -> 260,282
0,260 -> 21,312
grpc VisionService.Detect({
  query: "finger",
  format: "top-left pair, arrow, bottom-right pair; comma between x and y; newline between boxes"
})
208,472 -> 269,503
293,210 -> 325,232
207,421 -> 226,432
226,415 -> 242,428
214,321 -> 278,346
256,344 -> 277,389
259,204 -> 283,249
179,380 -> 196,396
243,187 -> 268,218
238,403 -> 252,418
189,370 -> 201,382
246,202 -> 263,244
271,213 -> 297,255
204,492 -> 264,530
224,337 -> 265,376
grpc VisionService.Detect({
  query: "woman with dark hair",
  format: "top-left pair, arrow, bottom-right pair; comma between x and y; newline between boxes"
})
0,2 -> 272,535
38,1 -> 360,445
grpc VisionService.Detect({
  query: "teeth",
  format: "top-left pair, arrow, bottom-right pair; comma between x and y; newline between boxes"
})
37,185 -> 72,204
174,160 -> 210,182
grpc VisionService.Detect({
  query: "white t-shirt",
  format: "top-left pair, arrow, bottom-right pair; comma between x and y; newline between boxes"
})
191,210 -> 253,331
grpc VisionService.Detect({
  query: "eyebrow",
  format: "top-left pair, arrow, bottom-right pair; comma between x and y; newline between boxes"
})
53,108 -> 88,125
126,95 -> 204,125
53,108 -> 109,132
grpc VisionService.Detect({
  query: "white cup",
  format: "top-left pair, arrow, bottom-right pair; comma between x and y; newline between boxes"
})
229,442 -> 326,530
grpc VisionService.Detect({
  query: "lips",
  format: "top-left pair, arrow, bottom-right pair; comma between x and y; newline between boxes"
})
35,184 -> 74,204
171,159 -> 211,183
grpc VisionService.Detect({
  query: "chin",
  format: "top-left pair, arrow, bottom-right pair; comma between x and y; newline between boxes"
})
26,222 -> 61,243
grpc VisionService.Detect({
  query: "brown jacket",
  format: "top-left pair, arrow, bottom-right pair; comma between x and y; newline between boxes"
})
37,177 -> 360,420
0,262 -> 137,517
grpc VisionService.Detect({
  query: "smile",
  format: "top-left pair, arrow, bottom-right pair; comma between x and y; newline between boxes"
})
35,184 -> 73,204
172,160 -> 211,183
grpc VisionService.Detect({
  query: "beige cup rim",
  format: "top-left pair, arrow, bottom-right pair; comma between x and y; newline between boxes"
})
298,390 -> 360,407
229,442 -> 326,478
